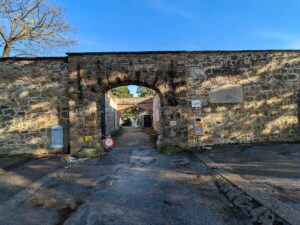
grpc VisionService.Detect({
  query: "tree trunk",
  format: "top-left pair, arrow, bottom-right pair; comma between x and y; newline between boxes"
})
2,43 -> 11,57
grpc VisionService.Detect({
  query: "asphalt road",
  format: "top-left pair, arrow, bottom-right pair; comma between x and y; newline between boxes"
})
0,157 -> 65,202
63,147 -> 247,225
0,128 -> 251,225
199,144 -> 300,225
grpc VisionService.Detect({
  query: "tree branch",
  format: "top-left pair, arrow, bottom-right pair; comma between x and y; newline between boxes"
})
0,27 -> 8,42
0,0 -> 75,57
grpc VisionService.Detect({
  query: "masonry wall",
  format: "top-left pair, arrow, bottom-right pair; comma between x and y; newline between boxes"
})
105,94 -> 118,135
185,51 -> 300,147
152,93 -> 162,133
0,51 -> 299,155
0,58 -> 68,155
68,52 -> 193,153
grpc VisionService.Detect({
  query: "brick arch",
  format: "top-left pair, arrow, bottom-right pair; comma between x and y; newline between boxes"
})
68,53 -> 188,154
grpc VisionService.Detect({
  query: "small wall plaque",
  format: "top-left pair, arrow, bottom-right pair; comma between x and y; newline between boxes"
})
192,99 -> 201,108
170,121 -> 177,127
193,118 -> 204,137
84,135 -> 93,142
209,85 -> 244,103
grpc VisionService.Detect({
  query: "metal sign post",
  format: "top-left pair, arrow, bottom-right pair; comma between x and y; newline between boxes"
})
191,99 -> 203,150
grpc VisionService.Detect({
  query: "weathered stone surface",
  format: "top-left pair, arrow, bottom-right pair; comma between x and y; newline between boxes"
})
1,51 -> 300,155
209,85 -> 244,103
153,93 -> 162,134
0,58 -> 68,155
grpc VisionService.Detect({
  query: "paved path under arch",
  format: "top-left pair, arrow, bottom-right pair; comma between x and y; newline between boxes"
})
113,127 -> 155,149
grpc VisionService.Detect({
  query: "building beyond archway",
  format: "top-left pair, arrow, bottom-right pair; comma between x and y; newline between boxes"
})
102,95 -> 154,136
116,97 -> 153,119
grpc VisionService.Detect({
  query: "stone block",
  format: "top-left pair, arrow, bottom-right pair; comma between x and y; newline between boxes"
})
209,85 -> 244,104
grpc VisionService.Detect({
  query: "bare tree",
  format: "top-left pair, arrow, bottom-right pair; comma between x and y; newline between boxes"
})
0,0 -> 75,57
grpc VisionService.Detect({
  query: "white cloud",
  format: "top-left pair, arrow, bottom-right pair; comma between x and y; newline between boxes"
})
258,31 -> 295,40
287,40 -> 300,49
77,35 -> 130,52
145,0 -> 222,34
257,30 -> 300,49
149,0 -> 199,23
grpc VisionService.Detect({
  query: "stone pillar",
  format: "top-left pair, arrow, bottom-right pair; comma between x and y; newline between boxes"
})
68,61 -> 103,155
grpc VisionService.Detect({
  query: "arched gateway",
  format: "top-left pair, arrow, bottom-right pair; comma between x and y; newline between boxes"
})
68,52 -> 188,154
115,97 -> 153,118
1,50 -> 300,156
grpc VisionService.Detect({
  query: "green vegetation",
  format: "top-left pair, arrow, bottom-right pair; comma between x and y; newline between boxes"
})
77,148 -> 105,158
158,145 -> 183,154
137,86 -> 155,97
108,86 -> 155,98
120,108 -> 142,126
108,86 -> 133,98
110,130 -> 119,137
121,108 -> 141,120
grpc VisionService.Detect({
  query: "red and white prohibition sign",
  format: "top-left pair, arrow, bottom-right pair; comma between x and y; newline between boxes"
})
103,136 -> 115,148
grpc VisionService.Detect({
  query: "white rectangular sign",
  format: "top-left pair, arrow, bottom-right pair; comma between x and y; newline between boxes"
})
192,100 -> 201,108
170,121 -> 177,127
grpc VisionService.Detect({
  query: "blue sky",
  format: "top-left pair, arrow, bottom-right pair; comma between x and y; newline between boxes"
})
53,0 -> 300,95
55,0 -> 300,53
128,85 -> 138,97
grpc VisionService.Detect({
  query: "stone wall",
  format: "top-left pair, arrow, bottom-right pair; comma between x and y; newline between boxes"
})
186,51 -> 300,147
153,93 -> 162,133
0,51 -> 299,155
67,53 -> 187,154
105,94 -> 118,136
0,58 -> 68,155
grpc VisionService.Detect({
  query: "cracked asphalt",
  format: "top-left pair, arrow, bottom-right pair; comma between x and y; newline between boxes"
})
0,127 -> 291,225
62,147 -> 248,225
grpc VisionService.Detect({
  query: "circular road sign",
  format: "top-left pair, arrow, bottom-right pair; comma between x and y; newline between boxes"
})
104,136 -> 115,148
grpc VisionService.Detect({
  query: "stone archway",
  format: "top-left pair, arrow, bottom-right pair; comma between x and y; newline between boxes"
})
102,95 -> 154,136
68,53 -> 188,154
118,106 -> 152,128
115,97 -> 153,123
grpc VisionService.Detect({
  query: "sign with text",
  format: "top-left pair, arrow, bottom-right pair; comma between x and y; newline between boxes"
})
193,118 -> 204,137
170,121 -> 177,127
84,135 -> 93,142
191,99 -> 201,108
